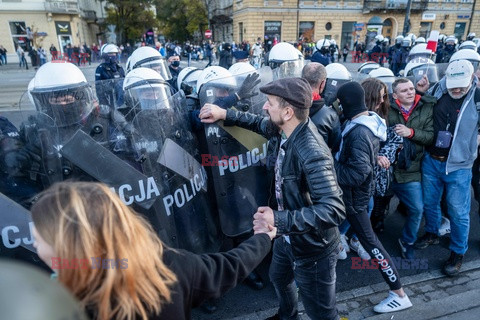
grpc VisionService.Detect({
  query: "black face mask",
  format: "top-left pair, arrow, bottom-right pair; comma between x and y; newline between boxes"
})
172,61 -> 180,67
446,44 -> 455,51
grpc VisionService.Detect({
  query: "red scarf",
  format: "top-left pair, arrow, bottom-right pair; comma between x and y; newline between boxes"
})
312,92 -> 321,101
396,94 -> 421,122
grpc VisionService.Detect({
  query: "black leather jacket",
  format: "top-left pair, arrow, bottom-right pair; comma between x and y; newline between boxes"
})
310,99 -> 341,153
224,109 -> 346,259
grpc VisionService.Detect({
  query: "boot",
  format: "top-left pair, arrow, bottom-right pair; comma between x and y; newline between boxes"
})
443,251 -> 464,277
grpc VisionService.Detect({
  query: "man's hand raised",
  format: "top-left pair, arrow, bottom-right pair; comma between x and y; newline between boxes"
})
199,103 -> 227,123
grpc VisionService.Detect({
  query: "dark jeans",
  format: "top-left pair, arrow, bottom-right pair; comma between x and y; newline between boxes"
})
269,237 -> 339,320
346,209 -> 402,290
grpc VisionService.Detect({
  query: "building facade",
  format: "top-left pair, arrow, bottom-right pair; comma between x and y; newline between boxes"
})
0,0 -> 106,62
232,0 -> 476,51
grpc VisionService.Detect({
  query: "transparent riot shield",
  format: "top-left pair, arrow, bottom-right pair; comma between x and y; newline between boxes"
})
93,78 -> 125,112
436,63 -> 449,81
199,70 -> 271,237
131,90 -> 221,253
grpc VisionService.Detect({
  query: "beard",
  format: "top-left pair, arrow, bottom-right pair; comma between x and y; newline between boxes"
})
448,84 -> 471,100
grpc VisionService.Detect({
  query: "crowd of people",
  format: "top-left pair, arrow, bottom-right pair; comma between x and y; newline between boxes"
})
1,31 -> 480,320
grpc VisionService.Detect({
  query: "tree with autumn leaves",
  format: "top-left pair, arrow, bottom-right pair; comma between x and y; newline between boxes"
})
104,0 -> 210,43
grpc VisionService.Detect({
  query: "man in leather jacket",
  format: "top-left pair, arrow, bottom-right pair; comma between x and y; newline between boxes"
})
199,77 -> 345,320
302,62 -> 342,153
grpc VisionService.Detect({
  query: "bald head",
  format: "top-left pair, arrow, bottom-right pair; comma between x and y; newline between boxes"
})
302,62 -> 327,94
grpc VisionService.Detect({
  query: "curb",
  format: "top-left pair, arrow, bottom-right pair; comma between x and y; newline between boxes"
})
224,260 -> 480,320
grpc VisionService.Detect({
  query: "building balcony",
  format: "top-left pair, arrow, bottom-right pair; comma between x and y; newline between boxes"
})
363,0 -> 428,13
82,10 -> 97,23
212,6 -> 233,23
45,0 -> 80,14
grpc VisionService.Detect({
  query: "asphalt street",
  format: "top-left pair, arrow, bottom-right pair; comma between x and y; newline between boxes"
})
1,58 -> 480,319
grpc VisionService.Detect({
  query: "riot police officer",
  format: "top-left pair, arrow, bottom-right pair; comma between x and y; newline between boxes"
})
15,61 -> 134,191
95,44 -> 125,108
311,39 -> 331,66
436,36 -> 457,63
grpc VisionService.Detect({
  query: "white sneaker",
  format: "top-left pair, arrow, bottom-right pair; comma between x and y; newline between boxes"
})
373,291 -> 413,313
340,234 -> 350,253
439,217 -> 451,236
337,244 -> 347,260
349,238 -> 371,260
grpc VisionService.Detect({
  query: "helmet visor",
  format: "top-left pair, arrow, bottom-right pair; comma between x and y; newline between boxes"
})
273,60 -> 305,79
137,57 -> 172,80
407,65 -> 439,85
31,83 -> 95,127
127,83 -> 172,110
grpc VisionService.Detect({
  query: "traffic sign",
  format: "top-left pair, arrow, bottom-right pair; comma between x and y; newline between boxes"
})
205,29 -> 212,38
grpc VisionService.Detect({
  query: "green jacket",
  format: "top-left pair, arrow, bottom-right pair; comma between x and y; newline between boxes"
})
388,94 -> 436,183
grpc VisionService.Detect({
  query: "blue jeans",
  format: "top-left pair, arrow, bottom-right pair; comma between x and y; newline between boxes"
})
391,181 -> 423,244
269,237 -> 339,320
422,153 -> 472,254
339,196 -> 373,239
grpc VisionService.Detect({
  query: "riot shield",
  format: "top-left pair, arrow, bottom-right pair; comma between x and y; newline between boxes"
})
436,63 -> 449,81
199,70 -> 271,237
323,78 -> 352,106
131,90 -> 221,253
0,192 -> 47,268
94,78 -> 125,111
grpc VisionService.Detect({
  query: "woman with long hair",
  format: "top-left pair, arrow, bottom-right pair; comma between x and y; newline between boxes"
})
31,181 -> 274,320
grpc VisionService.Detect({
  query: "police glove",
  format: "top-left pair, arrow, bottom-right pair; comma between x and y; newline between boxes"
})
236,72 -> 261,100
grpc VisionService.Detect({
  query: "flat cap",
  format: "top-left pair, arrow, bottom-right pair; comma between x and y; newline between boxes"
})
260,77 -> 312,109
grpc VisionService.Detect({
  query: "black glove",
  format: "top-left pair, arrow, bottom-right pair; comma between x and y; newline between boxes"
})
236,72 -> 261,100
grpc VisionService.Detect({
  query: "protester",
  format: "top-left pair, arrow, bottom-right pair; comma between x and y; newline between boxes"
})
335,81 -> 413,313
31,181 -> 274,320
199,77 -> 346,320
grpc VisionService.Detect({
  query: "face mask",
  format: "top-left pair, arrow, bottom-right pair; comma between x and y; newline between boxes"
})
446,44 -> 454,51
107,55 -> 118,64
172,61 -> 180,67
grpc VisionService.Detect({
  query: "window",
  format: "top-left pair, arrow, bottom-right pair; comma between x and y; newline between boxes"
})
454,22 -> 466,41
419,22 -> 432,38
9,21 -> 29,50
239,22 -> 243,42
299,21 -> 314,41
264,21 -> 281,42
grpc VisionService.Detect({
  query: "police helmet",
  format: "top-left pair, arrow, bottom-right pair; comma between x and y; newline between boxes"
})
468,32 -> 476,40
395,35 -> 404,44
177,67 -> 203,95
375,35 -> 384,43
459,41 -> 477,51
445,36 -> 457,45
323,63 -> 352,106
402,37 -> 412,48
269,42 -> 303,67
123,67 -> 172,110
449,49 -> 480,70
369,67 -> 395,93
408,43 -> 433,62
358,61 -> 380,74
196,66 -> 236,94
229,62 -> 256,76
316,39 -> 331,51
438,34 -> 446,42
127,46 -> 172,80
415,37 -> 426,44
30,61 -> 95,127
